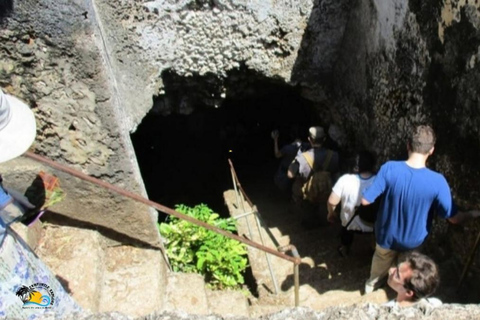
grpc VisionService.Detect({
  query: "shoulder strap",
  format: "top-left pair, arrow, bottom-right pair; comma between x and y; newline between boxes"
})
302,152 -> 314,170
303,150 -> 334,172
344,207 -> 360,229
322,150 -> 333,171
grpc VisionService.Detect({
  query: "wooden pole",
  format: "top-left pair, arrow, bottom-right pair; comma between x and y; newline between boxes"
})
458,229 -> 480,290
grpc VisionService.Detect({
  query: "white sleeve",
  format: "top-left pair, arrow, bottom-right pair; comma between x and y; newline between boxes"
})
332,174 -> 348,197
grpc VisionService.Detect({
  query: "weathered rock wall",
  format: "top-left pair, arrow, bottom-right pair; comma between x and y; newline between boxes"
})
330,0 -> 480,205
0,0 -> 160,246
92,0 -> 357,121
333,0 -> 480,202
94,0 -> 323,123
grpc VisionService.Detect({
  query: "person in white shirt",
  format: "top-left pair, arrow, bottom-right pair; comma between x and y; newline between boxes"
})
327,150 -> 376,256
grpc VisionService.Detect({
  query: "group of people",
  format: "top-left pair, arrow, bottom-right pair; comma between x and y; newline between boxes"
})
273,126 -> 339,228
272,124 -> 480,307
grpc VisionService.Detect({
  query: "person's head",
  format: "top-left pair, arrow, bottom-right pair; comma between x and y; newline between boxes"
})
308,126 -> 326,146
354,150 -> 376,173
387,252 -> 440,303
407,125 -> 436,155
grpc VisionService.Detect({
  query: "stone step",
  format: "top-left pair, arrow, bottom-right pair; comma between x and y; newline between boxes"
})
206,288 -> 250,317
164,272 -> 210,315
9,218 -> 43,252
248,303 -> 285,318
295,284 -> 389,310
35,223 -> 105,312
98,245 -> 166,317
252,283 -> 389,313
224,190 -> 290,299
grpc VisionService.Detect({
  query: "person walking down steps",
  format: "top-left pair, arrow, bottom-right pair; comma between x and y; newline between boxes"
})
327,150 -> 378,257
288,126 -> 339,228
271,126 -> 308,198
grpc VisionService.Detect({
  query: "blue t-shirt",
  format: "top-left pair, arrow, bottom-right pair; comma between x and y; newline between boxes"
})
363,161 -> 456,251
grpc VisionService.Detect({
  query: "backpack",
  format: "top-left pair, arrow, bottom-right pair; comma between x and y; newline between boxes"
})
356,197 -> 380,224
300,150 -> 334,203
345,197 -> 381,230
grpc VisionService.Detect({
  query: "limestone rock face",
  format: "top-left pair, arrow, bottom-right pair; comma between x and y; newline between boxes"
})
93,0 -> 350,125
0,0 -> 161,254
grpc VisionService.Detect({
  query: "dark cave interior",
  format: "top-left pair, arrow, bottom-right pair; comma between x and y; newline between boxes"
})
131,72 -> 319,219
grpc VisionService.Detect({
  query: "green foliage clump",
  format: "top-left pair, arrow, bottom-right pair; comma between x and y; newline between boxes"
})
159,204 -> 248,289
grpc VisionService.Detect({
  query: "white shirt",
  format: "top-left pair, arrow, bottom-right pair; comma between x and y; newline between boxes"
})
331,173 -> 375,232
383,297 -> 443,307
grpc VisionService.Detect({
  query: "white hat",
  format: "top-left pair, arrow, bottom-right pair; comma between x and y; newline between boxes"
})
0,89 -> 36,163
309,126 -> 325,140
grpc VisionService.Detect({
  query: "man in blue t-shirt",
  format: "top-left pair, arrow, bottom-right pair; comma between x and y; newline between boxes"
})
361,125 -> 479,294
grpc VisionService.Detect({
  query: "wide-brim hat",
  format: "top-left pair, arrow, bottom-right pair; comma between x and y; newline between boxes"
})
0,89 -> 36,163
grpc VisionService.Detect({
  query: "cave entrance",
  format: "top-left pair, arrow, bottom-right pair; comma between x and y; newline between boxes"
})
131,69 -> 318,220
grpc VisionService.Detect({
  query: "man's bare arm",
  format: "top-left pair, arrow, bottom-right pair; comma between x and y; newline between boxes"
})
361,197 -> 371,206
271,130 -> 282,158
448,210 -> 480,224
327,192 -> 340,223
287,161 -> 299,179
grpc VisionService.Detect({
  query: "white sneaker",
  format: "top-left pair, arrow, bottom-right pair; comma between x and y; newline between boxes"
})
364,283 -> 374,295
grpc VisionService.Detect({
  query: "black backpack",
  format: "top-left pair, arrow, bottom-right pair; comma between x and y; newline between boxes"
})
345,197 -> 381,229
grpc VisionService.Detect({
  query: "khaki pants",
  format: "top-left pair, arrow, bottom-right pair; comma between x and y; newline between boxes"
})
366,243 -> 418,291
365,244 -> 399,290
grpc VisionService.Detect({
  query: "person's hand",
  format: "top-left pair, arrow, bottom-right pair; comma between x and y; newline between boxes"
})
469,210 -> 480,219
327,212 -> 335,224
271,130 -> 279,140
448,210 -> 480,225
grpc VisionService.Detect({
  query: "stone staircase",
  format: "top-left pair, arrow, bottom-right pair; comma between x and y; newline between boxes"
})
15,183 -> 387,319
11,219 -> 251,318
164,272 -> 249,317
223,182 -> 391,315
12,221 -> 165,317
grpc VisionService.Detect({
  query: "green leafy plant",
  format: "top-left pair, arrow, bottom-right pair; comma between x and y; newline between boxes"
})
159,204 -> 248,289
